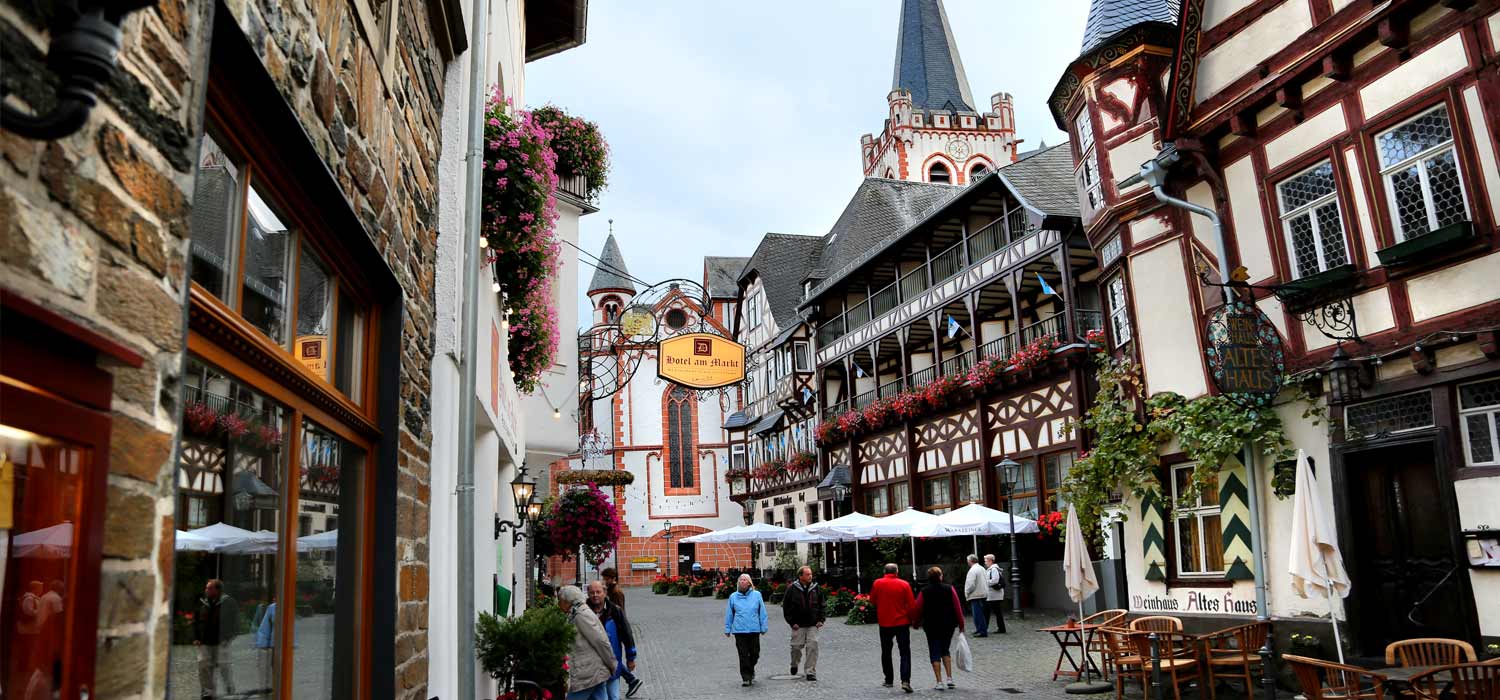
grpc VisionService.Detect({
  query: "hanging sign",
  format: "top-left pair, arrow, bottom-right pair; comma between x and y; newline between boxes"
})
658,333 -> 745,389
296,335 -> 329,377
1204,300 -> 1285,406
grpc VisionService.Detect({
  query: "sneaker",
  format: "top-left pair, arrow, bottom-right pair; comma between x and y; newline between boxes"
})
902,681 -> 914,693
806,674 -> 817,681
626,678 -> 644,697
935,684 -> 946,691
947,681 -> 956,689
974,633 -> 988,638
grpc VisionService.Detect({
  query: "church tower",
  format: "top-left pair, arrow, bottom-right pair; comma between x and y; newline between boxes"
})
586,232 -> 635,327
860,0 -> 1019,185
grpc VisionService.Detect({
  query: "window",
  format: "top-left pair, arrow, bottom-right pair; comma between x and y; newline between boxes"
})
890,483 -> 910,512
1074,110 -> 1095,153
1106,275 -> 1132,347
665,387 -> 698,491
956,469 -> 982,505
793,341 -> 811,372
1044,452 -> 1075,511
1277,160 -> 1350,278
665,308 -> 689,331
731,444 -> 746,471
923,476 -> 952,514
929,162 -> 952,184
784,506 -> 797,533
747,295 -> 762,329
864,486 -> 889,515
1377,105 -> 1469,241
970,163 -> 990,181
764,511 -> 777,553
1345,390 -> 1434,439
1080,154 -> 1103,210
1459,378 -> 1500,467
807,503 -> 820,525
1099,235 -> 1123,268
1006,458 -> 1039,519
1171,464 -> 1224,577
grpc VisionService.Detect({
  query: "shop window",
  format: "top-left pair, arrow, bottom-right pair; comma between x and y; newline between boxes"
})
1276,160 -> 1350,278
665,386 -> 697,491
1171,464 -> 1224,577
864,486 -> 889,516
956,469 -> 982,505
1376,105 -> 1469,241
189,130 -> 244,300
890,483 -> 910,512
1106,275 -> 1132,347
923,476 -> 952,514
1006,457 -> 1039,519
1459,378 -> 1500,467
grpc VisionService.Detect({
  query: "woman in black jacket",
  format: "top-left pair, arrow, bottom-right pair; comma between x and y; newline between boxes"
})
912,566 -> 964,691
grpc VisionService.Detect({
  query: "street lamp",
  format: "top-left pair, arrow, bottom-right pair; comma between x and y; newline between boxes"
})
1326,345 -> 1362,406
494,465 -> 537,545
996,456 -> 1024,617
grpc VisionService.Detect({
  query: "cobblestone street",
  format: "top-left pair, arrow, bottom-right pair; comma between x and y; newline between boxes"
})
619,587 -> 1091,700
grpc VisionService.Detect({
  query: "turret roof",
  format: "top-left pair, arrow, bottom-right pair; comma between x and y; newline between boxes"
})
892,0 -> 976,113
704,257 -> 749,299
1079,0 -> 1180,55
587,233 -> 636,294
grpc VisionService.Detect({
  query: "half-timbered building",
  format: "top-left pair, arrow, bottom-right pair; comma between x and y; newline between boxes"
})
1052,0 -> 1500,654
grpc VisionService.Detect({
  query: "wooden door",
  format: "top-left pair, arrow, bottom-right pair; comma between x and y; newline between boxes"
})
1345,442 -> 1468,653
678,542 -> 696,576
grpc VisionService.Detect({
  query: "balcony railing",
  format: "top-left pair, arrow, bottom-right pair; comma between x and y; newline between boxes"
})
940,350 -> 974,378
909,366 -> 936,387
979,333 -> 1017,361
825,399 -> 849,417
852,390 -> 876,410
1021,311 -> 1067,345
878,378 -> 904,398
815,213 -> 1045,347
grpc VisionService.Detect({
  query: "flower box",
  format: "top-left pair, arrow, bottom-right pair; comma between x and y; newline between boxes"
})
1375,221 -> 1475,267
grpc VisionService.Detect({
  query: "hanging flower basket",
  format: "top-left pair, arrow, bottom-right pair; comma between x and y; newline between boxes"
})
555,470 -> 634,487
534,483 -> 621,566
531,105 -> 610,202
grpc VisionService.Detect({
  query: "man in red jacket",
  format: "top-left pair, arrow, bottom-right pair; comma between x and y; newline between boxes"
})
869,563 -> 916,693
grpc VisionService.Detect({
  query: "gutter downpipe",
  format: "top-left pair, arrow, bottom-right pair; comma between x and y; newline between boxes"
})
457,2 -> 489,698
1142,159 -> 1275,700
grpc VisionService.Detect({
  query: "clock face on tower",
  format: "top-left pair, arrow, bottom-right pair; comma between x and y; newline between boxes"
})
947,139 -> 971,162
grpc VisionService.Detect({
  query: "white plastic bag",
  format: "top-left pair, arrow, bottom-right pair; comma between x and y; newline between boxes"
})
952,631 -> 973,672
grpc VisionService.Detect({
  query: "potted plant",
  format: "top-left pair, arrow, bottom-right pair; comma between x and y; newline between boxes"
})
825,587 -> 855,617
846,594 -> 876,625
651,575 -> 671,595
714,580 -> 734,599
1288,632 -> 1323,659
477,606 -> 574,699
668,577 -> 690,596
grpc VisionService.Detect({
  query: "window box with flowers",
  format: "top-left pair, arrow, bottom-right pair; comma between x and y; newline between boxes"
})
531,105 -> 610,203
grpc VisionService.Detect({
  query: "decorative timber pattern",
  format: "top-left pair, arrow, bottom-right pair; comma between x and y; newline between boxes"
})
1164,0 -> 1204,139
816,230 -> 1062,363
1142,490 -> 1167,582
914,409 -> 981,473
178,439 -> 226,494
857,430 -> 907,485
1219,457 -> 1254,580
985,380 -> 1077,459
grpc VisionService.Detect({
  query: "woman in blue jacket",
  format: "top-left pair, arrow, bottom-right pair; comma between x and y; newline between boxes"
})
722,574 -> 768,686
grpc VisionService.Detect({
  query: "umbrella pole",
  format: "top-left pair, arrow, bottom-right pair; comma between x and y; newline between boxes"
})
910,536 -> 917,578
855,540 -> 862,594
972,534 -> 978,558
1328,580 -> 1345,665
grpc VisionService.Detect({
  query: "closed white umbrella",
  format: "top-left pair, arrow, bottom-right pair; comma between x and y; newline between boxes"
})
1062,505 -> 1108,692
1287,449 -> 1350,663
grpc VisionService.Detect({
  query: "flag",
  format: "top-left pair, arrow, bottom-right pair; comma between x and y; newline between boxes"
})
947,315 -> 961,339
855,364 -> 866,378
1037,273 -> 1058,297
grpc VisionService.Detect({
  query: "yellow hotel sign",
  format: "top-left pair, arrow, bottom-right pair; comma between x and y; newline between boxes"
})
658,333 -> 745,389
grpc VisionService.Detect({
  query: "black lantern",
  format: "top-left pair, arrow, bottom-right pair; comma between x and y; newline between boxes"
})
525,495 -> 543,522
996,457 -> 1023,493
1326,346 -> 1362,406
495,465 -> 537,544
511,475 -> 536,520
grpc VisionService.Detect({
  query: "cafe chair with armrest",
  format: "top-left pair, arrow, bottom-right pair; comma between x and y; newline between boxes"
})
1408,662 -> 1500,700
1283,654 -> 1388,700
1100,627 -> 1147,700
1082,610 -> 1128,677
1130,615 -> 1184,633
1385,639 -> 1478,668
1201,622 -> 1270,700
1130,630 -> 1200,700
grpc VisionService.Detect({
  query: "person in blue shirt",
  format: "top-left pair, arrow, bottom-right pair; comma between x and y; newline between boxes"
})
587,581 -> 636,700
722,574 -> 768,687
253,595 -> 277,693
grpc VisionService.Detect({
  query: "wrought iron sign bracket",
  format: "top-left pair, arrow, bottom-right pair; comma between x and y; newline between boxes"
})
1198,271 -> 1362,344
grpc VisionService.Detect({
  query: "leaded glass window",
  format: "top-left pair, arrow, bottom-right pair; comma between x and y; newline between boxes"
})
1277,160 -> 1349,278
1459,378 -> 1500,467
1345,390 -> 1434,439
666,386 -> 697,489
1107,275 -> 1132,347
1377,105 -> 1469,241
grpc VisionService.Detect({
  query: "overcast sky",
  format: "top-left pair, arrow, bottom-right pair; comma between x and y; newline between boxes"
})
525,1 -> 1093,326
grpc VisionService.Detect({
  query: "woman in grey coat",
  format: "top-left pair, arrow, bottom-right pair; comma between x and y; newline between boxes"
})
559,585 -> 618,700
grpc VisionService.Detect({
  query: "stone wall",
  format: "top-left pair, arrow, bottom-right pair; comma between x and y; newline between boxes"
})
1,1 -> 212,696
213,0 -> 448,696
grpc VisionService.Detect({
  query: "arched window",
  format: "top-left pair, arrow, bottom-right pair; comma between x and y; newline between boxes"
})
929,162 -> 951,184
601,296 -> 621,323
884,168 -> 896,179
970,163 -> 990,181
665,386 -> 697,491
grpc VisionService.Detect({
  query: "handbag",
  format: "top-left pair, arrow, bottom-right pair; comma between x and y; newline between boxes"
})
952,632 -> 973,672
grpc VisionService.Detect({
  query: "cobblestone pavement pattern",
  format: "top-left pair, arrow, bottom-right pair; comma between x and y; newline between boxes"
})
620,586 -> 1089,700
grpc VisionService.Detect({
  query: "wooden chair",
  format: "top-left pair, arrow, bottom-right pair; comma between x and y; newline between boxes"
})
1409,662 -> 1500,700
1282,653 -> 1388,700
1130,630 -> 1201,700
1099,627 -> 1147,700
1082,610 -> 1128,677
1131,615 -> 1184,633
1386,638 -> 1479,667
1200,622 -> 1269,700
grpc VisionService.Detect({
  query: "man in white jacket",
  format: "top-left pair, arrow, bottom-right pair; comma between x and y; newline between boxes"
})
962,554 -> 990,637
984,554 -> 1007,634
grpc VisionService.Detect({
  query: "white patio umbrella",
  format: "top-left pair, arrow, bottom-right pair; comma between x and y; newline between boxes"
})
174,529 -> 217,552
781,512 -> 882,591
1288,449 -> 1350,663
187,522 -> 263,551
12,522 -> 73,558
217,529 -> 281,555
910,503 -> 1042,554
1062,505 -> 1109,692
680,522 -> 791,544
850,508 -> 940,573
299,529 -> 339,552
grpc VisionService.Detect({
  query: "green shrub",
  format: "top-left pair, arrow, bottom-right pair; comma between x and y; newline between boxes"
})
825,587 -> 856,616
476,606 -> 574,691
846,594 -> 876,625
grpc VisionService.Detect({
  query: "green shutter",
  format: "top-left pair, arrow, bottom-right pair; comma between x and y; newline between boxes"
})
1142,490 -> 1167,582
1219,456 -> 1255,581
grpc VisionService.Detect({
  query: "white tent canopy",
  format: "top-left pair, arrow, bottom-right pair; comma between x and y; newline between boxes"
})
847,507 -> 939,538
12,522 -> 73,558
217,529 -> 281,555
909,503 -> 1040,538
778,512 -> 881,543
174,529 -> 217,552
680,522 -> 791,544
182,522 -> 263,551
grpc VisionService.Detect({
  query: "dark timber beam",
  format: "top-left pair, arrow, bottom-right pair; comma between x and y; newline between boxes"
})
1322,53 -> 1352,81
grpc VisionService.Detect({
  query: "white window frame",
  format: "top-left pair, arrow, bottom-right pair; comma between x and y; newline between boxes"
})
1080,154 -> 1103,210
1074,109 -> 1095,154
1458,378 -> 1500,467
1376,104 -> 1470,242
1276,160 -> 1350,278
1106,274 -> 1132,347
731,444 -> 747,471
1170,463 -> 1225,578
747,295 -> 762,329
1099,235 -> 1123,268
793,341 -> 811,372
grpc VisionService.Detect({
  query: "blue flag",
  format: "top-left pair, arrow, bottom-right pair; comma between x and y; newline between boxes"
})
947,315 -> 961,339
855,364 -> 866,378
1037,273 -> 1058,297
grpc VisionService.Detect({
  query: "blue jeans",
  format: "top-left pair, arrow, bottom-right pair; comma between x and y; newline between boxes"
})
567,681 -> 610,700
970,600 -> 988,635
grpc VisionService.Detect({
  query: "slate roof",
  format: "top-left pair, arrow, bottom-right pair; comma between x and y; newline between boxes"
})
587,233 -> 636,294
993,142 -> 1079,218
723,410 -> 757,431
804,179 -> 959,302
704,256 -> 749,298
892,0 -> 976,113
740,233 -> 826,330
1079,0 -> 1180,55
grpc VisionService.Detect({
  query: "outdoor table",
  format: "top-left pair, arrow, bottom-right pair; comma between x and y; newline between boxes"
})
1039,622 -> 1104,681
1372,666 -> 1447,695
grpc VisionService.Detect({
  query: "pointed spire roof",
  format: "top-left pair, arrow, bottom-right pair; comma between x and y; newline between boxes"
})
587,234 -> 636,294
892,0 -> 976,114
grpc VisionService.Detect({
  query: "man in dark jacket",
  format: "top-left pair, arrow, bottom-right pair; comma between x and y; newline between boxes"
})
588,580 -> 638,699
782,566 -> 826,681
193,578 -> 240,699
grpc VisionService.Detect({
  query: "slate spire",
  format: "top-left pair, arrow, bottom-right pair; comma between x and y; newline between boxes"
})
891,0 -> 976,113
587,233 -> 636,294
